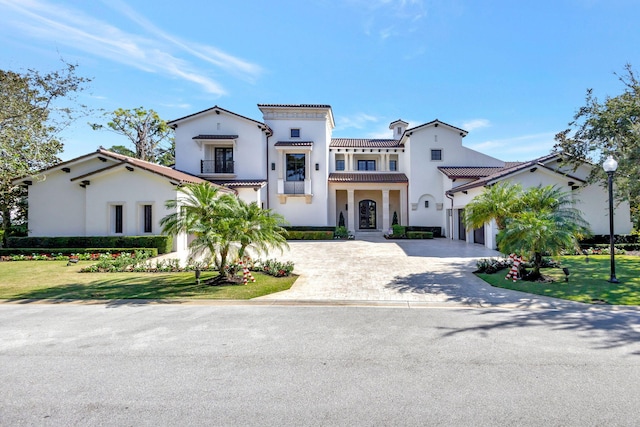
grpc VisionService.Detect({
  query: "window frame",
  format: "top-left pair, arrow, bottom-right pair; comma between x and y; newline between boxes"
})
336,159 -> 345,171
290,128 -> 301,138
431,149 -> 443,161
357,159 -> 376,171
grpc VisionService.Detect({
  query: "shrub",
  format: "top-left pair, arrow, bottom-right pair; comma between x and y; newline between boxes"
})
392,224 -> 406,236
7,236 -> 172,254
79,250 -> 154,273
286,231 -> 333,240
334,226 -> 349,239
407,231 -> 433,239
0,247 -> 158,258
256,258 -> 294,277
475,257 -> 511,274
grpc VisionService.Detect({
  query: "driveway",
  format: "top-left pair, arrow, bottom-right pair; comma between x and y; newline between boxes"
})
257,234 -> 582,308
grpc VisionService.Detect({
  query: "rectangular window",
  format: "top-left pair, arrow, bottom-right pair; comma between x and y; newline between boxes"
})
336,159 -> 345,171
357,160 -> 376,171
215,147 -> 234,173
114,205 -> 123,234
389,160 -> 397,171
286,153 -> 305,181
290,128 -> 300,138
431,149 -> 442,161
143,205 -> 152,233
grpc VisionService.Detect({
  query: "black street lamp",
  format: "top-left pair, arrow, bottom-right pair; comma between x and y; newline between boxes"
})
603,155 -> 620,283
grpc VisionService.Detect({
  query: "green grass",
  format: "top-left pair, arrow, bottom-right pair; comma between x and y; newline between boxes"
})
0,261 -> 297,300
477,255 -> 640,305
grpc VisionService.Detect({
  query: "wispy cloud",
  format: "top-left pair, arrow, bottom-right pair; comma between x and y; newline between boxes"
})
467,132 -> 558,160
335,113 -> 380,131
462,119 -> 491,131
350,0 -> 427,40
0,0 -> 263,95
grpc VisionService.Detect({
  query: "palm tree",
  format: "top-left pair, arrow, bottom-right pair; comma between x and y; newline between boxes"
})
497,185 -> 590,279
160,182 -> 237,272
234,199 -> 289,260
464,181 -> 523,230
161,183 -> 290,280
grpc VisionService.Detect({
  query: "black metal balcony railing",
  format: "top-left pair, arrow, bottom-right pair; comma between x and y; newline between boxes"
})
201,160 -> 234,174
284,181 -> 305,194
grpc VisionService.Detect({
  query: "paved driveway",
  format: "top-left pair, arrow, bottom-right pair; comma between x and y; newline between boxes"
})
258,235 -> 582,308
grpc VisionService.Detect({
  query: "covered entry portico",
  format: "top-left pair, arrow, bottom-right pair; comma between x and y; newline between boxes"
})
328,173 -> 408,233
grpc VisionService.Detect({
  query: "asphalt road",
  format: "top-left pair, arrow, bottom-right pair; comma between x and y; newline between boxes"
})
1,303 -> 639,426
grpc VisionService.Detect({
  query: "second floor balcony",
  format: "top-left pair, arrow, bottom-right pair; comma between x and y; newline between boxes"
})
201,160 -> 235,174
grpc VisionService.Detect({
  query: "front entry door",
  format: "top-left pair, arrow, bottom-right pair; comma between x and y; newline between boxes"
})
359,200 -> 377,229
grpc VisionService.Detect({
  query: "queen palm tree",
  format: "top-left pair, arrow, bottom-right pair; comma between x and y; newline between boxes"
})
496,185 -> 590,280
161,183 -> 289,280
234,199 -> 288,260
160,182 -> 237,273
464,181 -> 524,230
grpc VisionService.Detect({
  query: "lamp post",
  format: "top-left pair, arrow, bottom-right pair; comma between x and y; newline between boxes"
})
603,155 -> 620,283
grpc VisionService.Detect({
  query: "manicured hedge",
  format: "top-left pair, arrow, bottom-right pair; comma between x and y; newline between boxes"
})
580,234 -> 639,245
286,231 -> 334,240
0,247 -> 158,257
407,231 -> 434,239
406,226 -> 442,238
580,243 -> 640,251
6,235 -> 172,254
284,226 -> 335,232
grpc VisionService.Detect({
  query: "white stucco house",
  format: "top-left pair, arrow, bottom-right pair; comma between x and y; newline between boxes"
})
14,103 -> 633,250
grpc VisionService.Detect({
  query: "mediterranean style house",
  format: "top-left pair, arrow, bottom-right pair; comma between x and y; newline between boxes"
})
14,103 -> 633,250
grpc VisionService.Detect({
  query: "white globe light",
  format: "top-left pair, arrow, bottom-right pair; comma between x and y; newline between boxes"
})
603,155 -> 618,173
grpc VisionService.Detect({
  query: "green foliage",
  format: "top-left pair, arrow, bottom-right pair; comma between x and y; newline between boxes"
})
256,259 -> 295,277
161,183 -> 289,276
554,64 -> 640,228
0,248 -> 158,258
392,224 -> 406,236
90,107 -> 174,164
284,226 -> 335,232
406,231 -> 433,239
79,251 -> 153,272
392,211 -> 399,226
334,226 -> 349,238
1,62 -> 90,246
286,230 -> 333,240
496,185 -> 591,277
338,212 -> 345,227
464,181 -> 523,230
6,236 -> 171,254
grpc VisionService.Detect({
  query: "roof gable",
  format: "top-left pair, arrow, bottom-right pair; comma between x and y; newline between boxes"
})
168,105 -> 271,135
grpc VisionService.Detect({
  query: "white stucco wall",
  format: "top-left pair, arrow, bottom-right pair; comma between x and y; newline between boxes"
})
405,124 -> 502,231
27,157 -> 121,236
173,109 -> 268,179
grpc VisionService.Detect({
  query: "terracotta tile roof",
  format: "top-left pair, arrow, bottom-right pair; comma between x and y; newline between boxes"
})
328,173 -> 409,183
330,138 -> 402,148
447,153 -> 581,194
438,166 -> 507,179
257,104 -> 331,108
193,134 -> 238,140
274,141 -> 313,147
68,149 -> 234,192
208,179 -> 267,188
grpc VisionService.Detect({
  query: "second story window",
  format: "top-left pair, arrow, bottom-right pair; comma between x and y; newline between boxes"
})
357,160 -> 376,171
290,128 -> 300,138
389,160 -> 397,171
215,147 -> 234,173
336,159 -> 345,171
431,149 -> 442,161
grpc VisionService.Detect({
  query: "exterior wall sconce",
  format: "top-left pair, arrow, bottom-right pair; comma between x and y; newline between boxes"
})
271,163 -> 275,171
315,163 -> 319,171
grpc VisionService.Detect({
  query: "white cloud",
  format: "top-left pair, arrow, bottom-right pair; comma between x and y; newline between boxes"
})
335,113 -> 380,131
347,0 -> 427,39
462,118 -> 491,131
467,132 -> 558,161
0,0 -> 263,95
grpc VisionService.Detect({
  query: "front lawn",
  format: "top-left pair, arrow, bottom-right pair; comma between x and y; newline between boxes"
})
0,261 -> 297,300
477,255 -> 640,305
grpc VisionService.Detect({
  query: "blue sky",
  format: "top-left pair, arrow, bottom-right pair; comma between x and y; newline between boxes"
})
2,0 -> 640,162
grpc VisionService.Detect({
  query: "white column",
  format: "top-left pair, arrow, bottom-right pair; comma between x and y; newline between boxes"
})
400,186 -> 408,226
347,189 -> 356,233
382,190 -> 390,232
